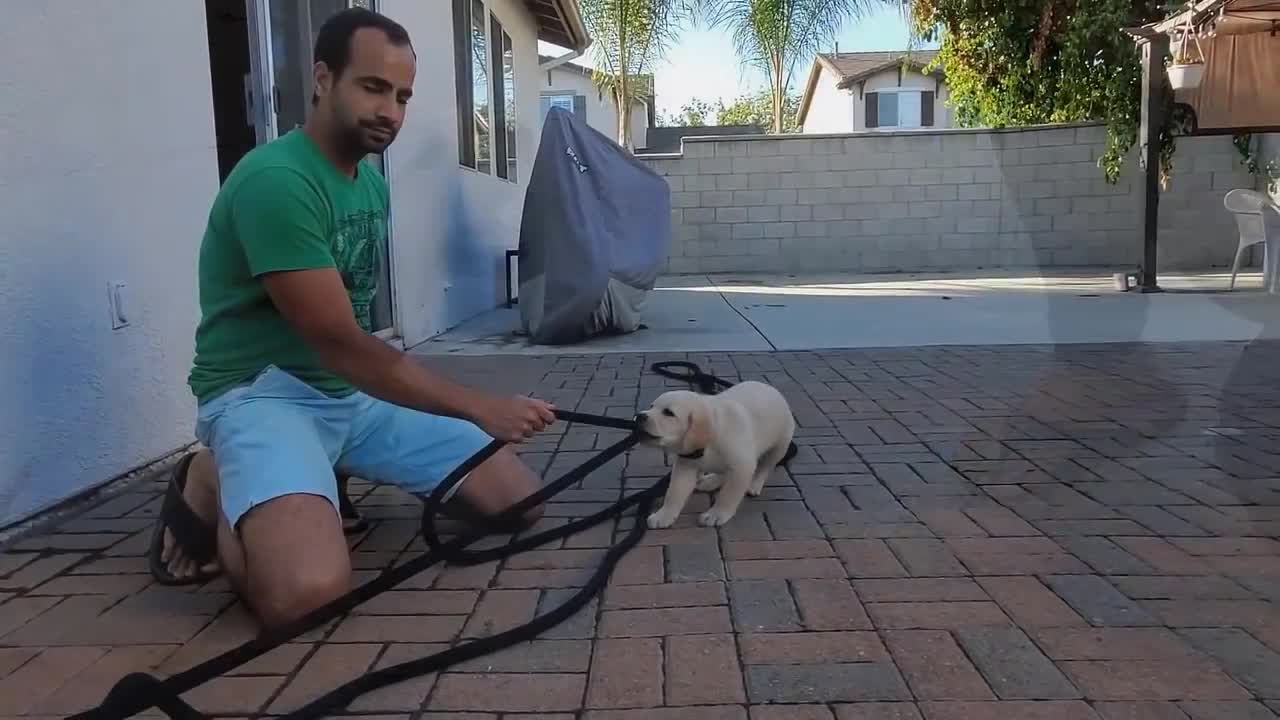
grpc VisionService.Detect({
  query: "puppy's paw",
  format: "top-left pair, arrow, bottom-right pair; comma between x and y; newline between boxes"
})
696,473 -> 723,492
747,481 -> 766,497
698,507 -> 735,527
647,510 -> 677,529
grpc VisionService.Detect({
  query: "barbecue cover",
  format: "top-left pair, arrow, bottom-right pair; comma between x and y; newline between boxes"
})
517,106 -> 671,345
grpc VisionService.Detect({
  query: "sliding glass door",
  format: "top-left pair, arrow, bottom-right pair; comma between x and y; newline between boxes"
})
245,0 -> 396,337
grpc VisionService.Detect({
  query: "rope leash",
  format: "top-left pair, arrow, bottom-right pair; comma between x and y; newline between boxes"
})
72,361 -> 791,719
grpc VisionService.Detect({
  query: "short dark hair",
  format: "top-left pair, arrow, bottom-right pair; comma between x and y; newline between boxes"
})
312,7 -> 414,103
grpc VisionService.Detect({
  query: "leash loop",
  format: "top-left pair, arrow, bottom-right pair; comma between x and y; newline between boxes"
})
73,361 -> 766,719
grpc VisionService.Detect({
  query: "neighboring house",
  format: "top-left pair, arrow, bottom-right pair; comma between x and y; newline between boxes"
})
0,0 -> 589,528
641,125 -> 766,155
796,50 -> 951,134
537,54 -> 654,149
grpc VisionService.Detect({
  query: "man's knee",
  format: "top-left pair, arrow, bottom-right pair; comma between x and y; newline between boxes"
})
254,560 -> 351,628
236,493 -> 352,629
453,447 -> 545,530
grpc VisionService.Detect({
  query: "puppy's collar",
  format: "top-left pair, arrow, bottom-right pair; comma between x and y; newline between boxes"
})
678,449 -> 705,460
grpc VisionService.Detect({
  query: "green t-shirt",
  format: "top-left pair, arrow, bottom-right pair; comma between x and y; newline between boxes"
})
188,128 -> 389,403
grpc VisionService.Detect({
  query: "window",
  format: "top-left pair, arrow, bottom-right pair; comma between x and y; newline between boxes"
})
540,93 -> 584,124
866,89 -> 935,129
471,0 -> 491,174
453,0 -> 515,180
502,31 -> 517,181
453,0 -> 475,167
489,17 -> 516,181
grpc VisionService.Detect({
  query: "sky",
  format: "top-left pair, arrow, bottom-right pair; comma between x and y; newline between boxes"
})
538,4 -> 929,120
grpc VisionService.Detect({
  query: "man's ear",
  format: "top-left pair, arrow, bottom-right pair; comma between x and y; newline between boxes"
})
681,398 -> 713,454
312,61 -> 333,101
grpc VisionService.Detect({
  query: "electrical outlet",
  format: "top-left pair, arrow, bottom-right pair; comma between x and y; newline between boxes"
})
108,282 -> 130,330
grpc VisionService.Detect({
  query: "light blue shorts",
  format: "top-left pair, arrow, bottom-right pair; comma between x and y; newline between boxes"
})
194,365 -> 494,530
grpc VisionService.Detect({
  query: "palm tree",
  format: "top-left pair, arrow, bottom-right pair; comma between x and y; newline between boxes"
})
579,0 -> 693,150
691,0 -> 881,133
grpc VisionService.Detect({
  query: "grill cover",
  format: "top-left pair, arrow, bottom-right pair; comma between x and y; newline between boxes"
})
517,107 -> 671,344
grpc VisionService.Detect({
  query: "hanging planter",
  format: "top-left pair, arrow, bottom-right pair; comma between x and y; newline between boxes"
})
1166,3 -> 1206,90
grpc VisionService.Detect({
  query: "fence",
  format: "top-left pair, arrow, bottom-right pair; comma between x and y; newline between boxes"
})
640,123 -> 1264,275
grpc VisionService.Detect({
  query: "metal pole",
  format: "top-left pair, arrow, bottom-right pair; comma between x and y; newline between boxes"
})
1138,34 -> 1170,293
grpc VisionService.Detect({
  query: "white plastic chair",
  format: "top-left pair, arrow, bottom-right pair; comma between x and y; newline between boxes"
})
1224,189 -> 1280,292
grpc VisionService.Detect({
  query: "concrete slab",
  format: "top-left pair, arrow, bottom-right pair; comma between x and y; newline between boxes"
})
412,270 -> 1280,355
413,283 -> 770,356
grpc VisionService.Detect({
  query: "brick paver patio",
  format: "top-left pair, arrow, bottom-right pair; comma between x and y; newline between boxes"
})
4,343 -> 1280,719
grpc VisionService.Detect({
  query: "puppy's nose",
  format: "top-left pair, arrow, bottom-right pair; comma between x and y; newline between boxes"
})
633,412 -> 646,427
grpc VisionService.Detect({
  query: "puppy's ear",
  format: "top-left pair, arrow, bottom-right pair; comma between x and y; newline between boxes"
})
681,397 -> 713,454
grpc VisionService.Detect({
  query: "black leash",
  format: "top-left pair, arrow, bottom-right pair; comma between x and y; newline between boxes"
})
72,361 -> 789,719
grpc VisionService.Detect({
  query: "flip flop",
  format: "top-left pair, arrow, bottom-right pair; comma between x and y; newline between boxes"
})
337,474 -> 368,535
147,453 -> 221,586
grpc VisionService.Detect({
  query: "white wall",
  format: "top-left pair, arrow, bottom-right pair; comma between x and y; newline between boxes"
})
381,0 -> 543,344
541,65 -> 649,149
800,67 -> 850,135
0,2 -> 216,527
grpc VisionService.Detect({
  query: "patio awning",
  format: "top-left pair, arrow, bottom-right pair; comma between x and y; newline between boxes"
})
1128,0 -> 1280,131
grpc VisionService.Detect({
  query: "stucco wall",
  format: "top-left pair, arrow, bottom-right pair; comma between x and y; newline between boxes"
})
541,64 -> 649,150
646,124 -> 1254,275
0,2 -> 216,527
800,67 -> 850,134
382,0 -> 544,344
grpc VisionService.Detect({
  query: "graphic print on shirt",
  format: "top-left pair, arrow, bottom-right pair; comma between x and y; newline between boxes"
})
331,209 -> 385,332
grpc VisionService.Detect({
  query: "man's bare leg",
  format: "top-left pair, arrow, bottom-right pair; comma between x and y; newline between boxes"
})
447,446 -> 545,530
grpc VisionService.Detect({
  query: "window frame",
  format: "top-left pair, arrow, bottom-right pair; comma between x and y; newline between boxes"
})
865,88 -> 936,130
454,0 -> 518,180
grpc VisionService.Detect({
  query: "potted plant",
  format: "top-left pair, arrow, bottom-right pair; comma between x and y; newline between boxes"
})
1167,5 -> 1206,90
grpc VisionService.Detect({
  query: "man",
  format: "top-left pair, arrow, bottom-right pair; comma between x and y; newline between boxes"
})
150,8 -> 556,630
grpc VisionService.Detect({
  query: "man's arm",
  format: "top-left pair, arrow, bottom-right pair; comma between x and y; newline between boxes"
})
259,266 -> 491,421
230,167 -> 553,439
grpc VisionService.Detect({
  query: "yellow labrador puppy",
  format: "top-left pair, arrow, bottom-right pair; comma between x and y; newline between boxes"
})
636,381 -> 795,528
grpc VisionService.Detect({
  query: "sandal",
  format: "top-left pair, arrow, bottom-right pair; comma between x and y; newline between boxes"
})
147,453 -> 221,586
337,474 -> 368,535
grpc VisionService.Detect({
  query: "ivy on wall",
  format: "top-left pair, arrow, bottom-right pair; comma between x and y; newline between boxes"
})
1234,133 -> 1280,195
905,0 -> 1189,186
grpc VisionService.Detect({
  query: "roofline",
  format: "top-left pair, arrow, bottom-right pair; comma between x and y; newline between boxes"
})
556,0 -> 592,52
795,56 -> 835,128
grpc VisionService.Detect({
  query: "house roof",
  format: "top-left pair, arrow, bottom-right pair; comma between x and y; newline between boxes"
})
526,0 -> 591,51
795,49 -> 943,127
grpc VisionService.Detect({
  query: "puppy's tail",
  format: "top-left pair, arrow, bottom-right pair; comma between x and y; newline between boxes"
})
650,360 -> 800,467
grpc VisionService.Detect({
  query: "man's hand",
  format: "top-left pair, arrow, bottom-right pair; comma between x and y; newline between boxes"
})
472,395 -> 558,443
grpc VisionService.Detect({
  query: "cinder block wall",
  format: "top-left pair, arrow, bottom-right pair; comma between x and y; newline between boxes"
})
641,123 -> 1255,275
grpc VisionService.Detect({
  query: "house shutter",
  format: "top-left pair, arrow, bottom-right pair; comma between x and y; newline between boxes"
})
865,92 -> 879,129
573,94 -> 587,122
922,91 -> 935,126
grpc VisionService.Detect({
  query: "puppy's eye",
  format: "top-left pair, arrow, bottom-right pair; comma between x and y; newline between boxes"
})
662,409 -> 675,417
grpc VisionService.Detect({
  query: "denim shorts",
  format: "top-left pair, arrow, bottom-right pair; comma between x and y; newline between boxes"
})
194,365 -> 493,530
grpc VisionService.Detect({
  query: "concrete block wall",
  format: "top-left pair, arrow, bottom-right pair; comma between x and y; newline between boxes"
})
642,124 -> 1257,275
